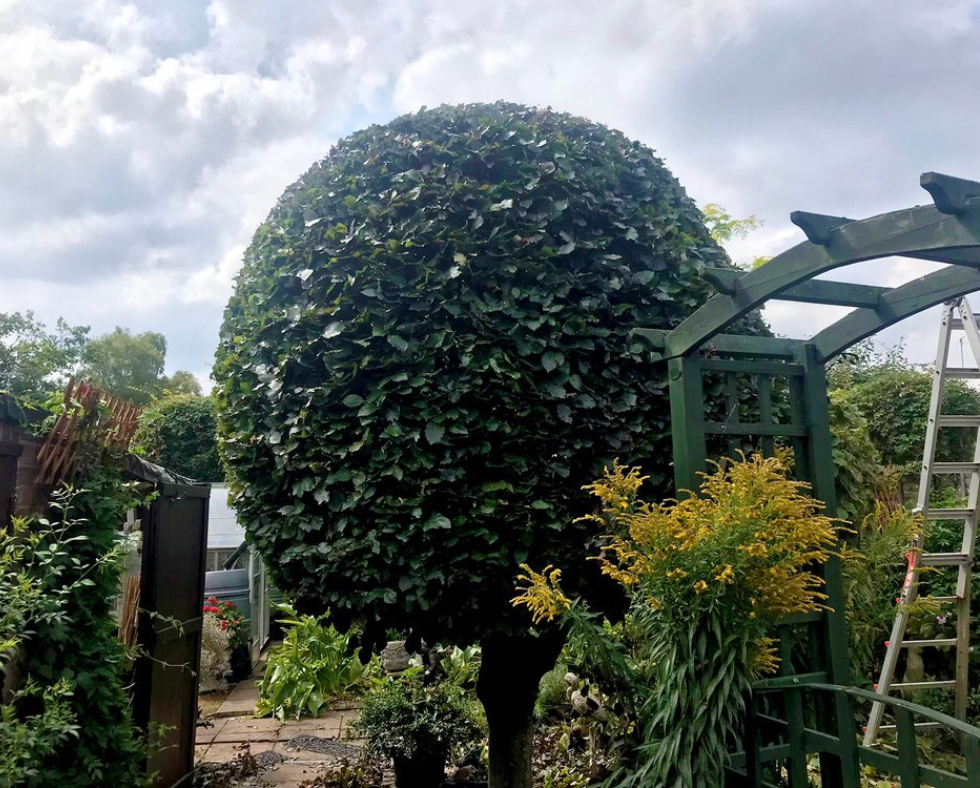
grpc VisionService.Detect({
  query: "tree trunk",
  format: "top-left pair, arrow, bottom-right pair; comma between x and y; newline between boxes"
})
477,630 -> 564,788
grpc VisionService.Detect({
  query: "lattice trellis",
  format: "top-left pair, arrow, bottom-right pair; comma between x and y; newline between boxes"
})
35,379 -> 142,486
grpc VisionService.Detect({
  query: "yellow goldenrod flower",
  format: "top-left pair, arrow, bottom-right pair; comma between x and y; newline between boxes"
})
693,580 -> 709,594
715,565 -> 735,585
511,564 -> 571,625
666,568 -> 688,580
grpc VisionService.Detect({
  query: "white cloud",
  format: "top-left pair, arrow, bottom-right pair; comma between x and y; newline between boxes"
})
1,0 -> 979,379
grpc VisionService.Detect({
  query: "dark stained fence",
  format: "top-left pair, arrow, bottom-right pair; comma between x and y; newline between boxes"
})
0,421 -> 21,529
132,481 -> 210,788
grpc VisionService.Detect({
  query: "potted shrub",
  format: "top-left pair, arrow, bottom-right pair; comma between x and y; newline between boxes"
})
354,668 -> 483,788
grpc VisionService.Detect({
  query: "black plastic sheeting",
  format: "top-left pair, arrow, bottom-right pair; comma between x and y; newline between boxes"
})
124,454 -> 203,487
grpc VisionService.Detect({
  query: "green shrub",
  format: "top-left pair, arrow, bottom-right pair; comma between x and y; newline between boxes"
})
353,669 -> 482,761
256,604 -> 379,721
135,394 -> 222,481
536,665 -> 569,721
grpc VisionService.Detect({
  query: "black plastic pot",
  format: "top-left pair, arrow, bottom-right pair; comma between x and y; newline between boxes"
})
228,645 -> 252,682
393,752 -> 446,788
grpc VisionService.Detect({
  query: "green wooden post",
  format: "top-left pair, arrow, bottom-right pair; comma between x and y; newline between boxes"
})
796,343 -> 860,788
668,355 -> 707,495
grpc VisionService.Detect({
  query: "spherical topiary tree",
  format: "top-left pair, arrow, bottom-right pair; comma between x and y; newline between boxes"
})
214,102 -> 766,787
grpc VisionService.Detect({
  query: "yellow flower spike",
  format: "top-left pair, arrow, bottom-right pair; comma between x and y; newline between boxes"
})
666,568 -> 688,580
693,580 -> 709,594
511,563 -> 571,625
714,564 -> 735,584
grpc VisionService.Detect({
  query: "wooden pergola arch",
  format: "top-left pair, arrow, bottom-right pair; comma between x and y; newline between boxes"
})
638,172 -> 980,787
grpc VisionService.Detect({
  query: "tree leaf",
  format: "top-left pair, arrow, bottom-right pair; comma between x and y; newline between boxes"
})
387,335 -> 409,351
425,422 -> 445,445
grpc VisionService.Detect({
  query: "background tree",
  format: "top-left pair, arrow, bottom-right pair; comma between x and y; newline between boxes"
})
77,327 -> 199,406
214,102 -> 767,787
135,394 -> 223,481
163,369 -> 203,397
0,311 -> 89,400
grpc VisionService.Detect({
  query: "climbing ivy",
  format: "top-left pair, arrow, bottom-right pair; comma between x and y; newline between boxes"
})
214,102 -> 768,645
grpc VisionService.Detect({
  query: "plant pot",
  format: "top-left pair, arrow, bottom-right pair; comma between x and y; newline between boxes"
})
228,644 -> 252,682
393,752 -> 446,788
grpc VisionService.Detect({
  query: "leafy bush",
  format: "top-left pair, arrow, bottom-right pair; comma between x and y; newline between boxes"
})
841,488 -> 921,682
135,394 -> 222,481
353,669 -> 482,761
536,665 -> 569,721
829,388 -> 883,523
256,604 -> 378,721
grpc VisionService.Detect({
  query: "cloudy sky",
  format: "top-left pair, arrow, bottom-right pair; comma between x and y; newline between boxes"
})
2,0 -> 980,386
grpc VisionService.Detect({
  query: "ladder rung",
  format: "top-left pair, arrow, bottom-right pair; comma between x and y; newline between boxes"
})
929,595 -> 960,603
943,368 -> 980,379
900,638 -> 958,647
921,552 -> 972,566
936,415 -> 980,427
950,316 -> 980,329
922,508 -> 975,520
931,462 -> 980,473
890,680 -> 957,690
878,721 -> 944,731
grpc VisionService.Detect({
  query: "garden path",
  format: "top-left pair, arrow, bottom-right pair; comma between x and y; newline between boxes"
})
196,679 -> 365,786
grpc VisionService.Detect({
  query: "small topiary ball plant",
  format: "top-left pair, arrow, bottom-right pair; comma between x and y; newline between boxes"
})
214,101 -> 767,788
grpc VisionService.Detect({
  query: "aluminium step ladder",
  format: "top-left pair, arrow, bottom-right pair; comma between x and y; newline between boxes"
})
864,297 -> 980,745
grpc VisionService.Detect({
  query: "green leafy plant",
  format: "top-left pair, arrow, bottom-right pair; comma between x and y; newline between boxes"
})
2,476 -> 151,787
214,101 -> 770,788
353,668 -> 483,782
829,388 -> 884,523
439,644 -> 481,690
0,679 -> 78,787
256,604 -> 378,721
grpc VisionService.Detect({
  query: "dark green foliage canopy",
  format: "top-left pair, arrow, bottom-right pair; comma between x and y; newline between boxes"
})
135,394 -> 223,482
214,102 -> 764,644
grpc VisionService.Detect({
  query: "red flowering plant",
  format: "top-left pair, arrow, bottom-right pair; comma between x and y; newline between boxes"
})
203,597 -> 248,651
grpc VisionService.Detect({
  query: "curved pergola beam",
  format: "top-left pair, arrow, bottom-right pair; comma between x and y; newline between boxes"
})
662,186 -> 980,360
811,265 -> 980,362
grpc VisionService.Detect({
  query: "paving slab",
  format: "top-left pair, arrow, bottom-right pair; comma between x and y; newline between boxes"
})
195,718 -> 227,745
214,679 -> 261,718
